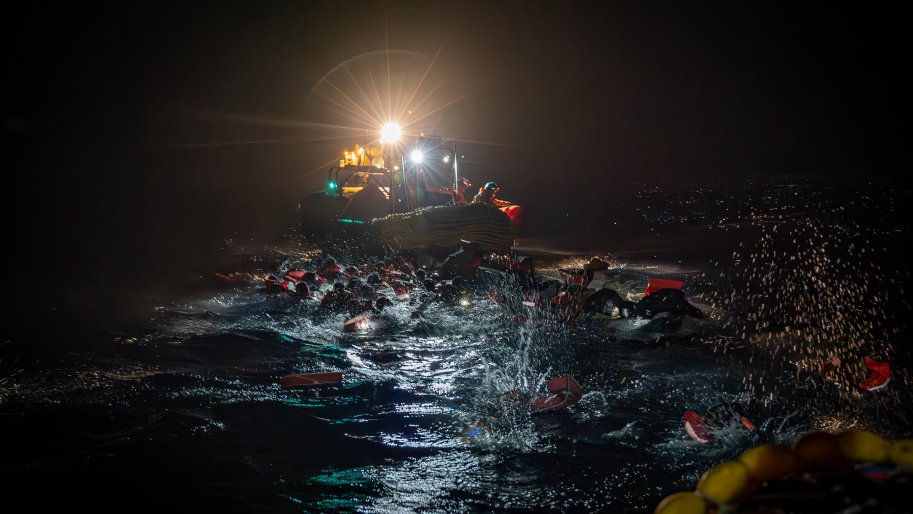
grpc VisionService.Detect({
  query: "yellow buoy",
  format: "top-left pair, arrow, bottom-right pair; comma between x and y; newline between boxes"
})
696,461 -> 751,505
654,492 -> 707,514
793,431 -> 848,469
739,444 -> 798,482
837,430 -> 890,463
889,439 -> 913,468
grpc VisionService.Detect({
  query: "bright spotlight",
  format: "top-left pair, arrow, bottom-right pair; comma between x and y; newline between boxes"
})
410,150 -> 423,163
380,122 -> 402,143
443,155 -> 450,163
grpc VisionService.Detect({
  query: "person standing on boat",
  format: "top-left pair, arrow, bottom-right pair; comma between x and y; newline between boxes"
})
451,177 -> 471,205
471,182 -> 512,208
433,177 -> 472,205
426,177 -> 471,205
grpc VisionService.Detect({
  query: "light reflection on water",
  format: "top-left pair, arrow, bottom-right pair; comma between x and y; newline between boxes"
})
128,261 -> 765,512
0,264 -> 868,512
3,183 -> 910,512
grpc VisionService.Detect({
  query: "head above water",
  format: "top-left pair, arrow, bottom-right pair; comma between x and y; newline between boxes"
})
375,296 -> 392,311
291,282 -> 310,296
585,256 -> 610,270
519,256 -> 535,274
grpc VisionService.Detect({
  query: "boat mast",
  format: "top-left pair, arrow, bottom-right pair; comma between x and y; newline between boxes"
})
453,142 -> 459,193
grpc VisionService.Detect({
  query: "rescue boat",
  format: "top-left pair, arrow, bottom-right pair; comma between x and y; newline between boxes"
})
300,133 -> 521,254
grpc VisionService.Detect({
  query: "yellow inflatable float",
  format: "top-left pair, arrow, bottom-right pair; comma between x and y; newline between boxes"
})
655,430 -> 912,514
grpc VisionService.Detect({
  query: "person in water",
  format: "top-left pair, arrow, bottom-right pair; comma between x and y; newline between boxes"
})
320,282 -> 352,311
634,287 -> 703,318
703,401 -> 758,431
581,256 -> 610,285
581,288 -> 636,318
574,285 -> 703,320
471,182 -> 512,208
437,240 -> 483,280
509,256 -> 537,290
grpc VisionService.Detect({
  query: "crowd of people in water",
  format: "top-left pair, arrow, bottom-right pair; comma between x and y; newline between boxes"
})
217,237 -> 893,437
220,241 -> 717,417
207,176 -> 905,511
220,242 -> 706,326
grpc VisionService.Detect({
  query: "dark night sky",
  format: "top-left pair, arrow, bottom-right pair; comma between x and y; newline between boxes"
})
4,1 -> 907,313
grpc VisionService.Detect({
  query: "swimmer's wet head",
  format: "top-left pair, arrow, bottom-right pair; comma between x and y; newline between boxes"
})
290,282 -> 310,297
347,277 -> 364,290
451,275 -> 470,292
374,296 -> 392,313
585,256 -> 610,270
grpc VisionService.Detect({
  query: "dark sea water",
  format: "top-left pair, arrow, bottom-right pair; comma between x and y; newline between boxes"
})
2,176 -> 911,512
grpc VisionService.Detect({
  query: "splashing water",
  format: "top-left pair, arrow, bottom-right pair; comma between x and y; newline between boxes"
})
2,177 -> 909,512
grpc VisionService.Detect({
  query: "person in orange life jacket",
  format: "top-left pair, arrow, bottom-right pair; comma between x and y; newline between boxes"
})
471,182 -> 512,208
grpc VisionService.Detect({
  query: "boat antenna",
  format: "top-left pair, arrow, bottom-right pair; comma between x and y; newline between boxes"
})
453,142 -> 459,192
